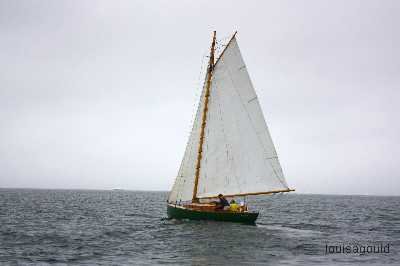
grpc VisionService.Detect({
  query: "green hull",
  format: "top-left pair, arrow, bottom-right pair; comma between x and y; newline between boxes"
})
167,204 -> 258,224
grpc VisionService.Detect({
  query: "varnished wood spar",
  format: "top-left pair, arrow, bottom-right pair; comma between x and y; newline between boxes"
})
197,188 -> 296,199
192,31 -> 217,202
214,31 -> 237,68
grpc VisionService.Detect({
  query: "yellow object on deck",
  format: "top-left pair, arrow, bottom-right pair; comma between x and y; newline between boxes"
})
229,203 -> 239,212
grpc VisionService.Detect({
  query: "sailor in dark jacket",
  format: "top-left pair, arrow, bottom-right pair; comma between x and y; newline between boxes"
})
215,194 -> 230,210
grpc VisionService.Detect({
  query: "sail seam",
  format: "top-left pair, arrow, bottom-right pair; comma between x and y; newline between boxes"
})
248,96 -> 258,103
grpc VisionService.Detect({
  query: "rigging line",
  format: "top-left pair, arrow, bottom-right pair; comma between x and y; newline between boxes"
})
190,53 -> 208,128
225,43 -> 287,189
215,34 -> 231,55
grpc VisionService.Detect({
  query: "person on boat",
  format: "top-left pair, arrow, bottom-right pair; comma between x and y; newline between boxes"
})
229,199 -> 239,212
215,194 -> 230,210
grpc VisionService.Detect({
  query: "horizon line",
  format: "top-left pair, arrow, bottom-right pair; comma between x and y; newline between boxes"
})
0,187 -> 399,197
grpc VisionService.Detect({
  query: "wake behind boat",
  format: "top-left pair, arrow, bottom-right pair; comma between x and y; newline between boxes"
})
167,31 -> 294,224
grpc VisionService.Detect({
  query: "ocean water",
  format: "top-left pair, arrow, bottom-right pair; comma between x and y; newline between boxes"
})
0,189 -> 399,265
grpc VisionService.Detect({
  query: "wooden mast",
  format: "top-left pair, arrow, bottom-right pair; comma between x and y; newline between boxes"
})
192,31 -> 216,202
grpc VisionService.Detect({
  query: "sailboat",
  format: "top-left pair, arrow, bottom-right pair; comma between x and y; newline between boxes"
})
167,31 -> 294,224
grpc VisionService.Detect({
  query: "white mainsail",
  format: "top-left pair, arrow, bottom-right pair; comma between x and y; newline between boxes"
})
168,35 -> 289,203
197,37 -> 288,198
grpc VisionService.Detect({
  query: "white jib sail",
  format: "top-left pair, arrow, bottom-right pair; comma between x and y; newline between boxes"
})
196,37 -> 289,198
168,73 -> 208,203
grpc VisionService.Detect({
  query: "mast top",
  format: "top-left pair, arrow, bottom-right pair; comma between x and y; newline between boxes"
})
214,31 -> 237,68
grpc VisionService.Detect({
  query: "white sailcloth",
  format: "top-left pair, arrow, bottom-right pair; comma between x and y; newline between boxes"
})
168,74 -> 207,203
169,36 -> 289,203
196,37 -> 288,198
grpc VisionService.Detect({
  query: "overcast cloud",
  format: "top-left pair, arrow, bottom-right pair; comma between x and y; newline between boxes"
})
0,0 -> 399,195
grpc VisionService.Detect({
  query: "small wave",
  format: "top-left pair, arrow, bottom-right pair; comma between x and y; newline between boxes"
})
257,224 -> 322,237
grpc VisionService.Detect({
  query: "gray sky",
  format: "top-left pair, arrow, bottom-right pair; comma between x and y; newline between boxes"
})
1,0 -> 399,195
